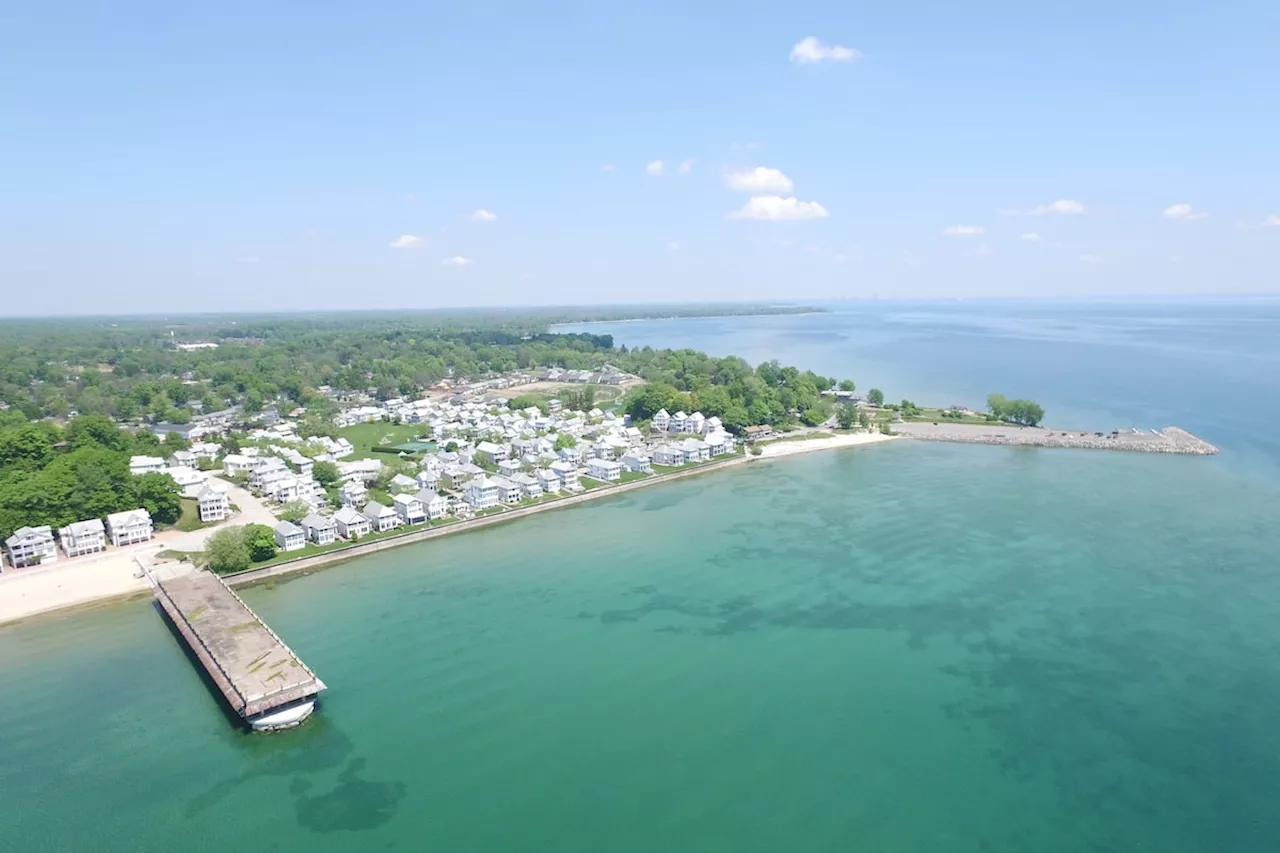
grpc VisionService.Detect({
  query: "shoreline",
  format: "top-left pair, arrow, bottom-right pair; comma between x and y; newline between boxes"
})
0,432 -> 896,627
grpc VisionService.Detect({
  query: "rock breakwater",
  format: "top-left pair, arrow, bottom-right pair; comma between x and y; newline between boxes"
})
893,422 -> 1219,455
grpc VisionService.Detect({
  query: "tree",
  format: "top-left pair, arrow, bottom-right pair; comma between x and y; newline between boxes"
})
279,501 -> 310,523
312,460 -> 340,487
867,388 -> 884,406
836,403 -> 858,430
164,431 -> 190,451
243,523 -> 278,562
65,413 -> 127,452
444,441 -> 459,453
838,379 -> 856,393
133,471 -> 182,525
206,527 -> 251,574
553,433 -> 577,451
987,393 -> 1045,427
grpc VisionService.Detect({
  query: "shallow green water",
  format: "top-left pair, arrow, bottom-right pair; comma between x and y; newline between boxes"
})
3,442 -> 1278,851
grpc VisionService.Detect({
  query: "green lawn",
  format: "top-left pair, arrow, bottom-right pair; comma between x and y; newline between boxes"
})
760,431 -> 834,445
174,498 -> 204,532
338,422 -> 431,459
651,463 -> 684,474
902,408 -> 998,426
579,477 -> 611,490
619,470 -> 650,483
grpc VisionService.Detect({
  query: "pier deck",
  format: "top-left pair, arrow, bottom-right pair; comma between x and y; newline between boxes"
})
149,569 -> 325,725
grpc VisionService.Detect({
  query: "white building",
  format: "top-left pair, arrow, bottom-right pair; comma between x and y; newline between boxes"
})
274,521 -> 306,552
361,501 -> 401,533
333,506 -> 371,539
222,453 -> 255,476
549,460 -> 580,489
393,493 -> 426,525
490,475 -> 521,505
652,409 -> 670,432
6,525 -> 58,569
536,468 -> 562,494
105,509 -> 154,547
300,513 -> 337,545
58,519 -> 106,558
619,452 -> 652,474
679,438 -> 711,463
587,458 -> 623,482
197,485 -> 231,523
129,455 -> 167,475
339,481 -> 368,507
465,476 -> 500,510
165,465 -> 207,498
652,445 -> 684,466
417,490 -> 448,520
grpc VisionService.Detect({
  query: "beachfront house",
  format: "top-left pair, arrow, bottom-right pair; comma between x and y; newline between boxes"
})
362,501 -> 401,533
6,525 -> 58,569
689,412 -> 706,435
536,468 -> 562,494
743,425 -> 775,442
274,521 -> 306,552
679,438 -> 711,463
105,509 -> 154,547
197,485 -> 231,522
491,475 -> 521,505
549,460 -> 581,489
168,449 -> 197,468
301,513 -> 336,546
333,506 -> 371,539
465,476 -> 500,510
58,519 -> 106,558
165,465 -> 207,498
651,445 -> 684,467
129,455 -> 167,476
339,481 -> 368,508
475,441 -> 508,464
271,476 -> 303,504
417,490 -> 448,520
670,411 -> 689,433
619,452 -> 652,474
512,473 -> 543,499
557,445 -> 583,464
415,470 -> 440,493
586,458 -> 623,482
652,409 -> 670,432
393,493 -> 426,525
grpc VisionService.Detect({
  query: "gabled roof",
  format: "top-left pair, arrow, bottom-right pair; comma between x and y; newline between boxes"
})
106,508 -> 152,526
273,521 -> 303,536
333,506 -> 365,524
392,492 -> 421,507
300,513 -> 333,530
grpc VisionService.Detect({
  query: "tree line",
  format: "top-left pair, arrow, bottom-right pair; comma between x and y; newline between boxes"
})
987,394 -> 1046,426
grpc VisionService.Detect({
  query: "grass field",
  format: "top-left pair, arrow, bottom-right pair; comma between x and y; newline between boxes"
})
174,498 -> 204,532
337,422 -> 431,459
902,408 -> 996,426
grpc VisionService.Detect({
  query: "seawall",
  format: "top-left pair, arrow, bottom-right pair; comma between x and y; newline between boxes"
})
893,422 -> 1219,455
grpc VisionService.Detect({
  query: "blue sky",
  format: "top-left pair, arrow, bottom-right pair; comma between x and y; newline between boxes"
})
3,0 -> 1279,314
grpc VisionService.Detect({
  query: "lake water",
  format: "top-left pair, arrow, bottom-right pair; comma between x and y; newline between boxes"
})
3,299 -> 1280,852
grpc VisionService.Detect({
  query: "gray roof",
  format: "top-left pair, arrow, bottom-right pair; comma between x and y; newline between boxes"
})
273,521 -> 303,536
333,506 -> 365,524
60,518 -> 105,536
300,513 -> 333,530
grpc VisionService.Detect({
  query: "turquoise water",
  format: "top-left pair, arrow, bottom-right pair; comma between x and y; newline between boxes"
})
4,300 -> 1280,851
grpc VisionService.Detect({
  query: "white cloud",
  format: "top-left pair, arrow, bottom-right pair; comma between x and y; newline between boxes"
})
236,255 -> 260,264
467,208 -> 497,222
1163,203 -> 1206,221
678,158 -> 695,174
1003,199 -> 1086,216
729,195 -> 830,221
724,167 -> 795,194
441,256 -> 471,266
1267,214 -> 1280,227
790,37 -> 863,64
1079,253 -> 1103,264
942,225 -> 984,237
389,235 -> 424,249
646,160 -> 664,176
1020,232 -> 1041,242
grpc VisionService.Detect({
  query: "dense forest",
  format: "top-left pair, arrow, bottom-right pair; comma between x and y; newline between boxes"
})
0,413 -> 182,540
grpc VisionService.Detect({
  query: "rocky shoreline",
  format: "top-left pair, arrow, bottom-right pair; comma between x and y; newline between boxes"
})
893,422 -> 1220,455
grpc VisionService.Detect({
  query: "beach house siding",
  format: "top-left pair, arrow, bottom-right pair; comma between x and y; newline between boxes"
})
5,526 -> 59,569
274,522 -> 307,552
58,519 -> 106,558
106,509 -> 154,547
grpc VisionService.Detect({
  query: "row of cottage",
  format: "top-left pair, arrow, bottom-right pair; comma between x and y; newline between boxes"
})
4,509 -> 158,570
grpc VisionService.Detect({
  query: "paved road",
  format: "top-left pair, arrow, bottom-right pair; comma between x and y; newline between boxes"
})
155,477 -> 280,553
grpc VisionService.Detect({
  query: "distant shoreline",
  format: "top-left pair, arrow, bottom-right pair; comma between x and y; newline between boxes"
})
549,310 -> 827,328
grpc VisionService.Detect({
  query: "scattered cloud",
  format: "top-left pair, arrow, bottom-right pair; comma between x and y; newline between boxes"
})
601,164 -> 616,172
645,160 -> 664,176
972,244 -> 995,258
724,166 -> 795,194
1079,253 -> 1103,264
236,255 -> 260,264
729,195 -> 830,221
441,256 -> 471,266
942,225 -> 984,237
389,235 -> 424,249
668,241 -> 681,251
678,158 -> 695,175
1267,214 -> 1280,227
1020,232 -> 1041,242
466,208 -> 498,222
790,37 -> 863,64
1003,199 -> 1086,216
1163,203 -> 1207,221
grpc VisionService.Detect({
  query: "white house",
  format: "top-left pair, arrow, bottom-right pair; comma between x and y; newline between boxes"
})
58,519 -> 106,558
557,445 -> 583,463
168,449 -> 197,468
512,473 -> 543,499
222,453 -> 255,476
490,475 -> 521,504
689,412 -> 706,435
339,481 -> 368,507
389,473 -> 418,494
393,493 -> 426,525
475,441 -> 508,464
679,437 -> 711,463
197,485 -> 231,522
549,460 -> 580,489
129,455 -> 167,475
6,525 -> 58,569
415,470 -> 440,492
274,521 -> 306,552
165,465 -> 207,498
652,408 -> 671,432
651,445 -> 684,466
670,411 -> 689,433
333,506 -> 371,539
619,452 -> 652,474
271,476 -> 303,504
536,468 -> 562,494
105,509 -> 154,547
465,475 -> 500,510
587,458 -> 623,482
361,501 -> 401,533
300,513 -> 336,545
417,490 -> 448,520
497,458 -> 522,478
704,432 -> 733,456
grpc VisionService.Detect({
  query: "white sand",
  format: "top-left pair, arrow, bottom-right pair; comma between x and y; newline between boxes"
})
755,431 -> 898,459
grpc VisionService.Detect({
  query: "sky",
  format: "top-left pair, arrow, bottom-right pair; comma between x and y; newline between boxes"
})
2,0 -> 1279,315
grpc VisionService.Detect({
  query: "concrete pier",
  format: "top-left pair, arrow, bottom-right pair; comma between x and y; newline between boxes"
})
147,568 -> 325,730
893,422 -> 1220,454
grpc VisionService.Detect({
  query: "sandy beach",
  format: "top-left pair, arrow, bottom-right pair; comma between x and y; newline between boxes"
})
0,433 -> 896,627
